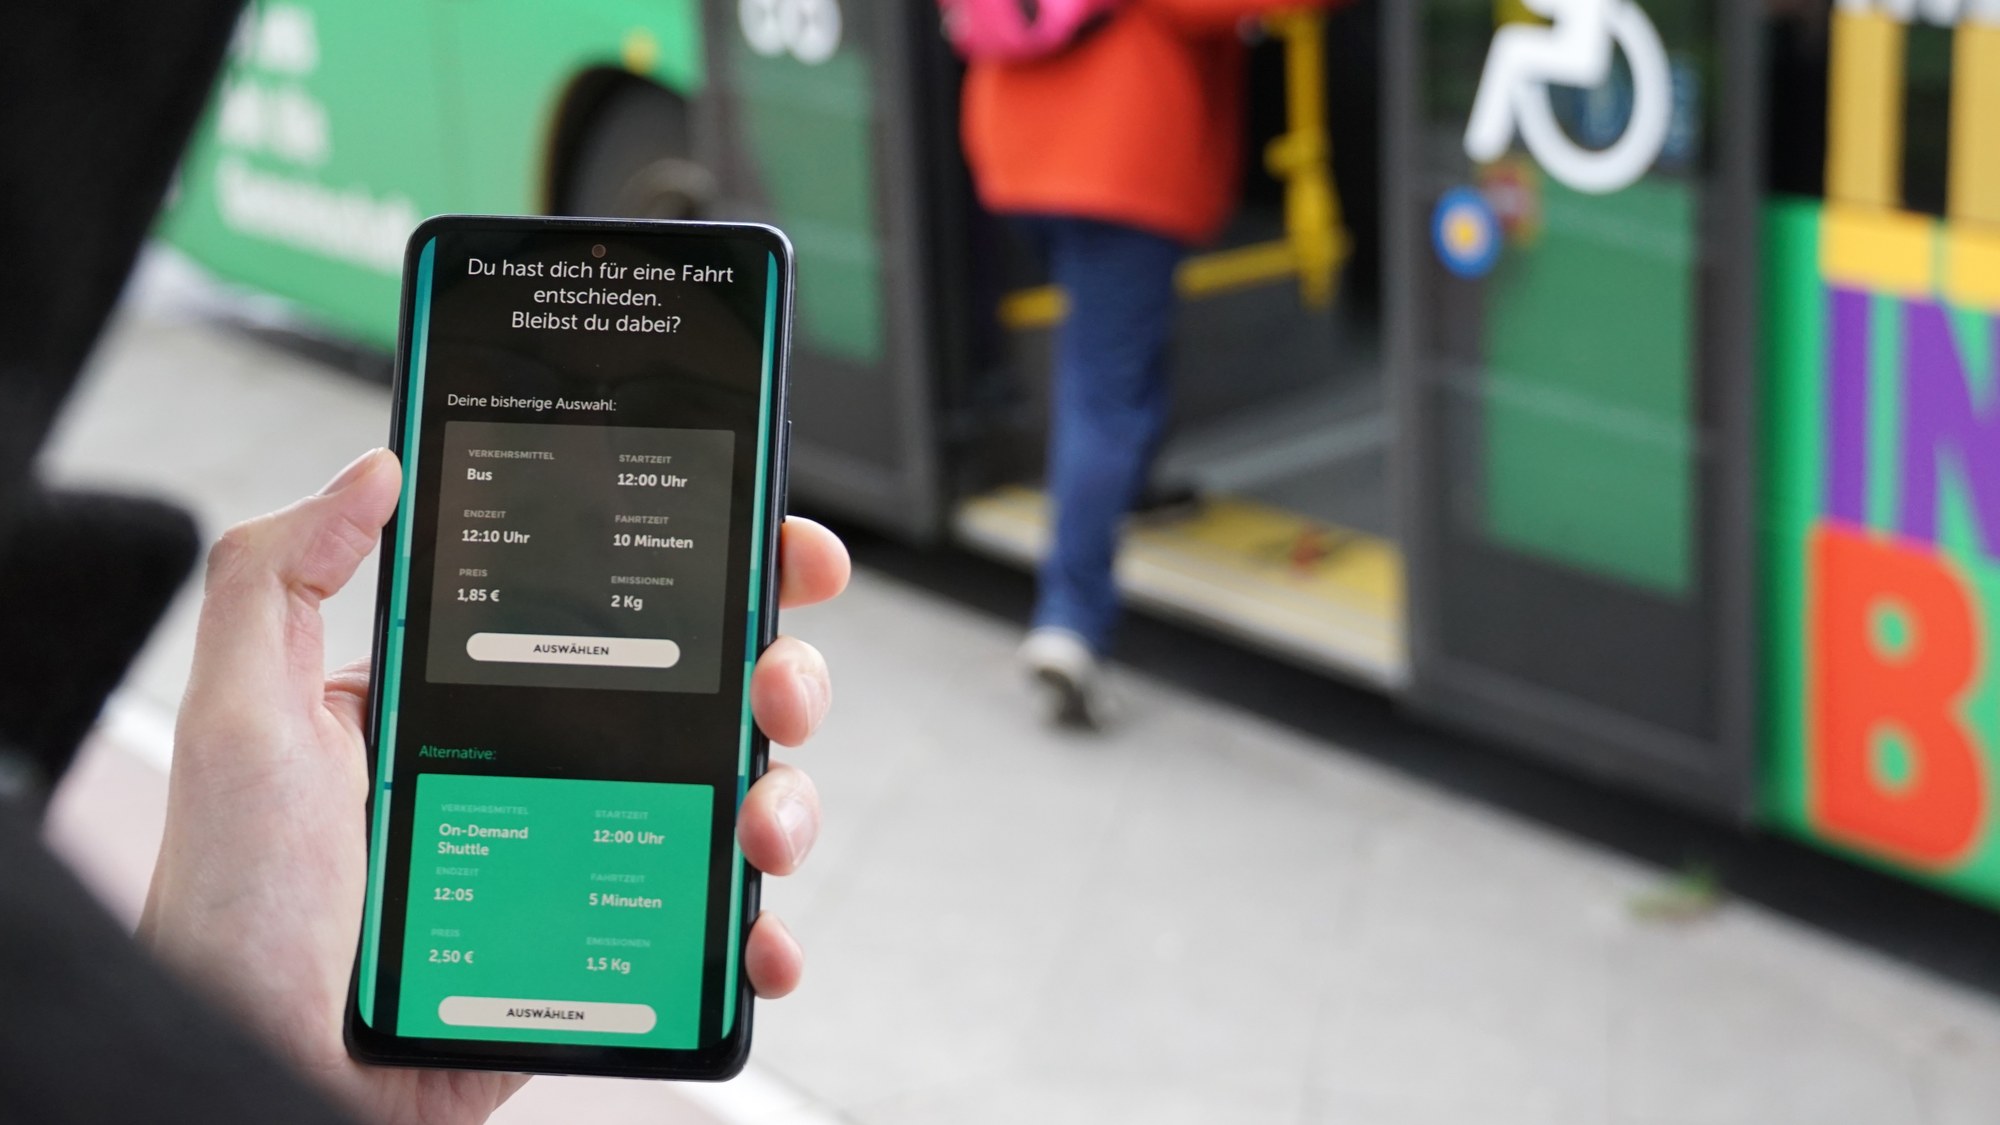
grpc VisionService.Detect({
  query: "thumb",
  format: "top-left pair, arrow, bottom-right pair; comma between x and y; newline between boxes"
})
182,449 -> 403,728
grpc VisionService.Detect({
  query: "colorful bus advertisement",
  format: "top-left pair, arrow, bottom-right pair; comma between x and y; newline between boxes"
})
1764,3 -> 2000,905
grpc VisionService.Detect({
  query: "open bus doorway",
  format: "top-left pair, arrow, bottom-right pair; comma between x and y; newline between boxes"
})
951,2 -> 1404,685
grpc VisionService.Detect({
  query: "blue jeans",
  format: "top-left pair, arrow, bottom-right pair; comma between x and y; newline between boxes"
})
1021,216 -> 1183,654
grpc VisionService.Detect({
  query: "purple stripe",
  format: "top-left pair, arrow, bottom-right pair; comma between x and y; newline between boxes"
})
1897,297 -> 2000,558
1825,286 -> 1870,525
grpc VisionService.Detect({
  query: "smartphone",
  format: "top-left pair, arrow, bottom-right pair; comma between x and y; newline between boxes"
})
346,216 -> 792,1080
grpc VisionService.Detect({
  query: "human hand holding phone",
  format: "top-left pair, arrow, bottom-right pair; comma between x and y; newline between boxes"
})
138,449 -> 848,1125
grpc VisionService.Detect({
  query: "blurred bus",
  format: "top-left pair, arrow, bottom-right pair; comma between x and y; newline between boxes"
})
163,0 -> 2000,910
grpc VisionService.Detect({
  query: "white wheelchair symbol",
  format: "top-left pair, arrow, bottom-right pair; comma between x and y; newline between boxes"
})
1463,0 -> 1672,194
740,0 -> 843,65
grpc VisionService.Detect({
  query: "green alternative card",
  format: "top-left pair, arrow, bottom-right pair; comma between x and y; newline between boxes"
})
397,773 -> 713,1048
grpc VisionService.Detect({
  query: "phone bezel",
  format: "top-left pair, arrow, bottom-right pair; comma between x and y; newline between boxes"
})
343,214 -> 794,1081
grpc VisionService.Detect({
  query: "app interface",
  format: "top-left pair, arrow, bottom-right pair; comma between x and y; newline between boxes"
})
360,225 -> 781,1052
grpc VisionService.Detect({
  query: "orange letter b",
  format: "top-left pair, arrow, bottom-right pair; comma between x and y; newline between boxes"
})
1810,524 -> 1985,868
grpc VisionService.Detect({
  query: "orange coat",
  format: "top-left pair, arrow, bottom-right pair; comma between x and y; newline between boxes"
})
960,0 -> 1319,246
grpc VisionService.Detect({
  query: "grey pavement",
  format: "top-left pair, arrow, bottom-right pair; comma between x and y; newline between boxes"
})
35,254 -> 2000,1123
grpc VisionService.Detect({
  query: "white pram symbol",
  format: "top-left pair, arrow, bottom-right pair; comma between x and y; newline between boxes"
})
1463,0 -> 1672,194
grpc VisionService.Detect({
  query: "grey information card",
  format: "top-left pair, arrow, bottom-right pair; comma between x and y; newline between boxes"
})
426,419 -> 736,694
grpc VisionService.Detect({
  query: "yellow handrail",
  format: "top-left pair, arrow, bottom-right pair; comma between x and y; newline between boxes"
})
1264,9 -> 1346,310
997,9 -> 1349,330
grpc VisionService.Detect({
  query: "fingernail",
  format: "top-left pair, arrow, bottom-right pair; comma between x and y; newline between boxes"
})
797,662 -> 830,730
776,787 -> 814,865
319,449 -> 383,495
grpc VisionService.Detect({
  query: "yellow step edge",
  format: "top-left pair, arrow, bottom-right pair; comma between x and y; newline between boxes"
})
954,485 -> 1407,684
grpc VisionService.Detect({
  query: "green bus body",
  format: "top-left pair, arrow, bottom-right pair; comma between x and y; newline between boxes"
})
165,0 -> 693,339
163,0 -> 886,365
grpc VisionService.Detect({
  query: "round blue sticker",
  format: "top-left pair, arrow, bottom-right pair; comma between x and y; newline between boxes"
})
1432,187 -> 1501,280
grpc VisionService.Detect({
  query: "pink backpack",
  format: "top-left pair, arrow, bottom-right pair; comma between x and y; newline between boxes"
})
939,0 -> 1127,62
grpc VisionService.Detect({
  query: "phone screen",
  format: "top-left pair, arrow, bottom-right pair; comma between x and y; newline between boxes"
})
352,219 -> 789,1071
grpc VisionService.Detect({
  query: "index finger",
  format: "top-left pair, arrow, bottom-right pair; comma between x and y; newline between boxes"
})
778,517 -> 849,609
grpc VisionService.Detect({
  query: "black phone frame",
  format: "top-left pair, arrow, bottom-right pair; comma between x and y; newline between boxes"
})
343,213 -> 794,1082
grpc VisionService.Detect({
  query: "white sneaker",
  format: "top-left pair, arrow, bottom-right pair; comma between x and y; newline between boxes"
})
1019,627 -> 1101,729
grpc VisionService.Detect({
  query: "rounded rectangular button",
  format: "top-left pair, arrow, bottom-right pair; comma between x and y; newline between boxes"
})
465,633 -> 680,669
437,996 -> 657,1034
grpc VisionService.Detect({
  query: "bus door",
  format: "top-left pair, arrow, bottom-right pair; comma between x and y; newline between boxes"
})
953,7 -> 1406,685
695,0 -> 949,539
1389,0 -> 1762,814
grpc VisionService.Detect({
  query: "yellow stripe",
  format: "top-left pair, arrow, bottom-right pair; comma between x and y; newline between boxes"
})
997,240 -> 1309,331
997,285 -> 1068,330
1826,7 -> 1906,210
1944,19 -> 2000,309
1950,24 -> 2000,227
1822,204 -> 1937,295
1944,225 -> 2000,312
1180,240 -> 1305,297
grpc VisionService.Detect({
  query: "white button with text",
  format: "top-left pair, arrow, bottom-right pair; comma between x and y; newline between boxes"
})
437,996 -> 658,1034
465,633 -> 681,669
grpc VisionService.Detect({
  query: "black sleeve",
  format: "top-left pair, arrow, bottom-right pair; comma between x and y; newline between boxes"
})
0,0 -> 245,536
0,6 -> 379,1123
0,804 -> 361,1125
0,492 -> 200,793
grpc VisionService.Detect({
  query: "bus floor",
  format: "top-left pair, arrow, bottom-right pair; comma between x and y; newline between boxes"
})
955,355 -> 1404,686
